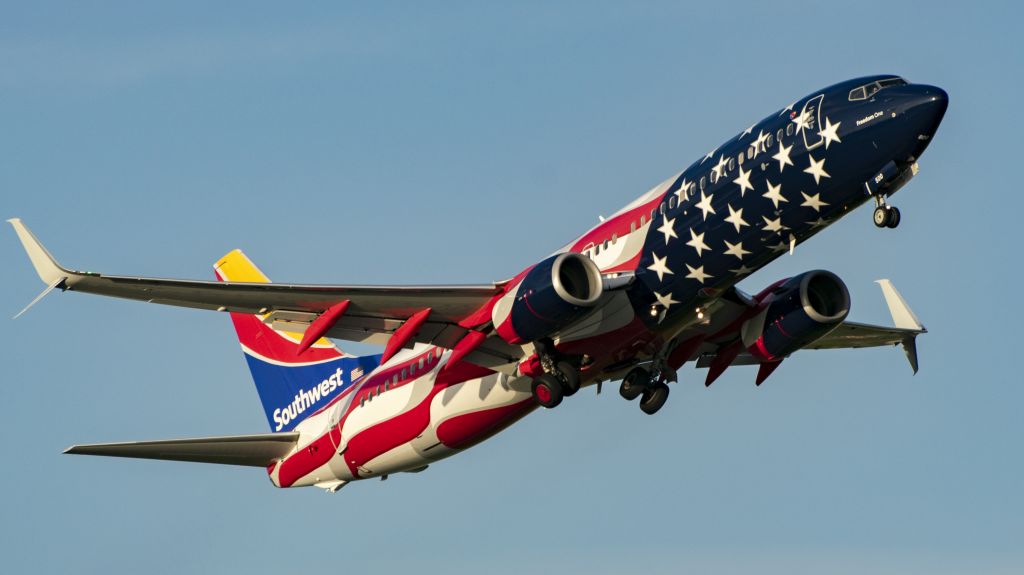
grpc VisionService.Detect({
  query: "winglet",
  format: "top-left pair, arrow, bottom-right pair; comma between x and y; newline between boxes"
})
876,279 -> 925,374
875,279 -> 924,331
8,219 -> 69,285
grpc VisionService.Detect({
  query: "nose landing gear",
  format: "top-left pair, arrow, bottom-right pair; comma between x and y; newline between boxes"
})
873,197 -> 901,229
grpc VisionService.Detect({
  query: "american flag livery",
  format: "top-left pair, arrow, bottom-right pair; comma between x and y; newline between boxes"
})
11,75 -> 946,492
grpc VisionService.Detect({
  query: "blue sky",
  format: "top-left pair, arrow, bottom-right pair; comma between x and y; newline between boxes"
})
1,2 -> 1020,573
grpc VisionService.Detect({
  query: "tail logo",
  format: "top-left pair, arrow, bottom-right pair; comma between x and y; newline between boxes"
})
272,367 -> 344,431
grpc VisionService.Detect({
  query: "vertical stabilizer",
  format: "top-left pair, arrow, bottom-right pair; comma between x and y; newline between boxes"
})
214,250 -> 381,432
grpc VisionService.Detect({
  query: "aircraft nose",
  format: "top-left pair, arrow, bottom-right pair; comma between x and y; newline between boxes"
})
898,84 -> 949,138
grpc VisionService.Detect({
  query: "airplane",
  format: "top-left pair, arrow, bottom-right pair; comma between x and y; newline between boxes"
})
10,75 -> 947,492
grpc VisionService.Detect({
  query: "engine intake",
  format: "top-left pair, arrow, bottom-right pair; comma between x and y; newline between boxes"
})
742,270 -> 850,361
493,253 -> 603,344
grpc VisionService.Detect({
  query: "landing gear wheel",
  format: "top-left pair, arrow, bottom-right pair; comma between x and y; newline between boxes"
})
873,206 -> 890,228
886,206 -> 901,228
639,383 -> 670,415
556,360 -> 580,396
619,366 -> 650,401
532,374 -> 564,409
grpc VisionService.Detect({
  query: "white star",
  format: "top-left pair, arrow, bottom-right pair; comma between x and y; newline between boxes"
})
778,100 -> 796,116
800,191 -> 829,212
793,109 -> 812,134
818,117 -> 842,149
772,140 -> 794,173
646,252 -> 674,282
751,130 -> 769,155
686,228 -> 710,256
804,155 -> 831,185
806,216 -> 829,229
702,147 -> 718,164
730,264 -> 756,276
762,215 -> 786,233
723,239 -> 750,260
656,216 -> 678,244
712,155 -> 729,181
740,123 -> 755,138
685,263 -> 713,284
733,166 -> 754,197
695,191 -> 716,220
769,239 -> 789,253
762,180 -> 787,208
724,204 -> 749,233
654,290 -> 679,310
674,178 -> 693,203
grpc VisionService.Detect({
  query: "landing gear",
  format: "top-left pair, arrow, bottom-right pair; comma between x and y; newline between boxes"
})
873,197 -> 901,229
529,350 -> 581,408
619,366 -> 649,401
556,360 -> 580,396
639,383 -> 670,415
618,366 -> 671,415
532,374 -> 564,409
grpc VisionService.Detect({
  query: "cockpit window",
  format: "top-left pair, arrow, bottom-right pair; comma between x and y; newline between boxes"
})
849,77 -> 907,101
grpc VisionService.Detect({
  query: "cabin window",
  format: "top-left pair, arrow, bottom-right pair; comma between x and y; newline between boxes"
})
700,176 -> 706,190
602,239 -> 609,251
594,243 -> 600,255
739,152 -> 746,164
377,384 -> 382,395
710,171 -> 718,184
630,221 -> 636,233
728,157 -> 736,171
766,133 -> 774,148
611,233 -> 618,244
651,208 -> 657,221
776,128 -> 784,142
659,203 -> 666,214
360,397 -> 365,407
419,357 -> 425,369
786,123 -> 794,136
640,215 -> 646,226
401,368 -> 407,380
669,196 -> 677,209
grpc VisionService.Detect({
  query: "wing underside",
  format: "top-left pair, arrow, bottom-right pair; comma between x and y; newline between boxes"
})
64,433 -> 301,467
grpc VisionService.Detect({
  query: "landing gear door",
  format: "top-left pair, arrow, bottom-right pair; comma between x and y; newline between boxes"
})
800,94 -> 825,151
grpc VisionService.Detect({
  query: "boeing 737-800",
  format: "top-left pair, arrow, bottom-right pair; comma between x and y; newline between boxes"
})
11,75 -> 947,491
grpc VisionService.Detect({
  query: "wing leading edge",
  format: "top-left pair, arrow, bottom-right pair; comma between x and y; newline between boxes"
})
8,219 -> 517,363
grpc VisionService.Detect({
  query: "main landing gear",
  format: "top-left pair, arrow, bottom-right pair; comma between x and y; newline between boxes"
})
531,360 -> 580,409
618,366 -> 670,415
872,196 -> 901,229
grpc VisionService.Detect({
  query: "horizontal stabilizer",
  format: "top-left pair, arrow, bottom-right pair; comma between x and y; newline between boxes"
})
65,432 -> 300,467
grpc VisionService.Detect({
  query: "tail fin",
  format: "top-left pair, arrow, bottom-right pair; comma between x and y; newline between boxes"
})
214,250 -> 381,432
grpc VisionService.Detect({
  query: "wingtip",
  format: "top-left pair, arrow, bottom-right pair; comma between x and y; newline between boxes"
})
9,219 -> 69,285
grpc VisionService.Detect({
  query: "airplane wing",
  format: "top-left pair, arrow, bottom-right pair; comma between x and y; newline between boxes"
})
9,219 -> 525,369
691,279 -> 926,376
65,432 -> 301,467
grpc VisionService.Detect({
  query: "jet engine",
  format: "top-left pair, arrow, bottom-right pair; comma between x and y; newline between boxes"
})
742,270 -> 850,361
493,253 -> 603,344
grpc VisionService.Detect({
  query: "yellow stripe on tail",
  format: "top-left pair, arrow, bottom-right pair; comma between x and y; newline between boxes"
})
214,249 -> 337,350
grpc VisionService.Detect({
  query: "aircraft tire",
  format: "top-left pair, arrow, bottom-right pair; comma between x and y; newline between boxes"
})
639,383 -> 670,415
619,366 -> 650,401
886,206 -> 901,228
532,374 -> 564,408
557,361 -> 581,396
873,206 -> 889,228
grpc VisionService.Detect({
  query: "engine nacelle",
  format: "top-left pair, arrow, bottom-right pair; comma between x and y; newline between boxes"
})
742,270 -> 850,361
492,253 -> 603,345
